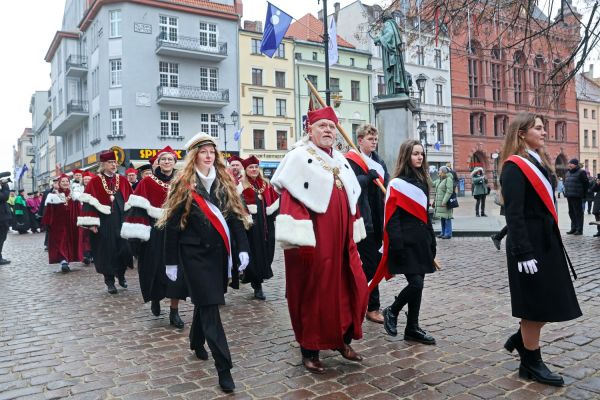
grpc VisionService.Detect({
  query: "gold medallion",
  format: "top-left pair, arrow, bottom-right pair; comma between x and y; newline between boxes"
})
258,194 -> 263,200
335,179 -> 343,189
110,195 -> 115,202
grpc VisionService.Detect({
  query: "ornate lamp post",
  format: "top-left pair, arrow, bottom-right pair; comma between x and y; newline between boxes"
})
217,111 -> 239,157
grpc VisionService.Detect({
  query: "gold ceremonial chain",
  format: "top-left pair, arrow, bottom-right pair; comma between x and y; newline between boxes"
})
306,147 -> 344,189
251,182 -> 266,200
150,174 -> 171,191
59,193 -> 71,206
100,174 -> 120,202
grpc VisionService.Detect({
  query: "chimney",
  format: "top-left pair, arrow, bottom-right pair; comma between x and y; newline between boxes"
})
243,20 -> 263,33
334,2 -> 340,21
318,10 -> 324,21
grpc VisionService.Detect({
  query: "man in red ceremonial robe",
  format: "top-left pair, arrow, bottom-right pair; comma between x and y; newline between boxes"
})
77,150 -> 133,294
41,174 -> 83,273
271,106 -> 369,374
227,156 -> 244,187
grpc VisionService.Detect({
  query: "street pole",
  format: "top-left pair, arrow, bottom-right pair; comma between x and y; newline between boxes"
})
224,124 -> 228,157
321,0 -> 331,106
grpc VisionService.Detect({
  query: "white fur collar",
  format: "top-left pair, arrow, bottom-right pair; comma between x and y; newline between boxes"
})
196,166 -> 216,193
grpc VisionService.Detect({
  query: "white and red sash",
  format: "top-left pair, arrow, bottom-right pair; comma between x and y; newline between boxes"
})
345,149 -> 385,187
191,190 -> 233,275
506,155 -> 557,224
368,178 -> 428,291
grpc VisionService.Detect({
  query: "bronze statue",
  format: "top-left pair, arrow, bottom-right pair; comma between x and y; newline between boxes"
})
373,13 -> 410,96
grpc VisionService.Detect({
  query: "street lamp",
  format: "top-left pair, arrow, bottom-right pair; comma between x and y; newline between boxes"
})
415,75 -> 427,103
217,111 -> 239,156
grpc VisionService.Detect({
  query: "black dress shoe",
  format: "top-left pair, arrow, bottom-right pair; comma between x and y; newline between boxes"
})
382,307 -> 398,337
107,283 -> 118,294
0,258 -> 11,265
593,232 -> 600,237
118,276 -> 128,288
218,369 -> 235,393
404,326 -> 436,345
491,234 -> 501,250
61,262 -> 70,273
481,213 -> 488,217
169,308 -> 184,329
574,231 -> 583,235
566,230 -> 576,234
150,300 -> 161,316
195,346 -> 208,360
83,257 -> 91,265
519,348 -> 564,386
253,288 -> 266,300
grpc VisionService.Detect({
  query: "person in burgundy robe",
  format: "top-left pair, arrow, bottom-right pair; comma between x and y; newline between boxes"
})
271,106 -> 369,374
77,150 -> 133,294
41,174 -> 83,273
79,172 -> 94,265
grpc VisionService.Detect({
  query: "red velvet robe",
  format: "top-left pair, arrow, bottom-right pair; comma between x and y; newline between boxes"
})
41,190 -> 83,264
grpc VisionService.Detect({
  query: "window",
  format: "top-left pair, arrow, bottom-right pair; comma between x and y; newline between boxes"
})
200,67 -> 218,91
514,66 -> 523,105
58,89 -> 63,113
377,75 -> 385,96
251,68 -> 263,85
470,113 -> 485,135
110,108 -> 123,136
494,115 -> 508,137
312,52 -> 318,61
491,64 -> 502,102
584,109 -> 588,118
555,121 -> 566,142
350,57 -> 355,66
330,77 -> 340,93
92,114 -> 100,143
435,84 -> 443,106
109,10 -> 121,37
91,67 -> 99,98
200,113 -> 219,138
276,99 -> 286,117
352,124 -> 360,143
276,130 -> 287,150
468,58 -> 479,98
110,59 -> 122,87
584,129 -> 589,147
585,160 -> 589,171
593,130 -> 597,148
434,49 -> 442,68
160,111 -> 179,137
418,85 -> 425,104
351,80 -> 360,101
253,129 -> 265,149
533,55 -> 545,107
594,160 -> 598,175
275,71 -> 285,88
437,122 -> 444,143
275,43 -> 285,58
199,22 -> 217,48
307,75 -> 318,89
593,110 -> 597,119
159,16 -> 178,42
416,46 -> 424,65
252,97 -> 264,115
159,62 -> 178,87
251,39 -> 261,54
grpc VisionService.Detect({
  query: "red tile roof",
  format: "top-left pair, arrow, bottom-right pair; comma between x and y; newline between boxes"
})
44,31 -> 80,62
286,14 -> 355,49
164,0 -> 235,14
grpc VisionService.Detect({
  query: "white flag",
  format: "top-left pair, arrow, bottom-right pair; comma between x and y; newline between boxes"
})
328,16 -> 338,66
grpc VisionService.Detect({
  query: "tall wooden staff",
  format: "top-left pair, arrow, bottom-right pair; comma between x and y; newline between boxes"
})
304,77 -> 386,194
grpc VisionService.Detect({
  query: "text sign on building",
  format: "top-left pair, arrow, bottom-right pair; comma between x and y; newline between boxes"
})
134,23 -> 152,34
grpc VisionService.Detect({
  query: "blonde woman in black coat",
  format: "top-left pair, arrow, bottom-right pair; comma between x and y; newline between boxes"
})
500,113 -> 581,386
158,133 -> 250,393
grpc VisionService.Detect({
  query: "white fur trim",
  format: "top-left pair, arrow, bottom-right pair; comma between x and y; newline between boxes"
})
247,204 -> 258,214
275,214 -> 315,249
236,182 -> 244,194
77,216 -> 100,226
78,193 -> 111,215
266,198 -> 280,216
124,194 -> 164,219
45,193 -> 65,205
245,215 -> 253,226
353,217 -> 367,243
120,222 -> 151,241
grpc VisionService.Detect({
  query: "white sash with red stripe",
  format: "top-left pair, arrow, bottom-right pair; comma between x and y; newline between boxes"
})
345,149 -> 385,186
506,155 -> 557,224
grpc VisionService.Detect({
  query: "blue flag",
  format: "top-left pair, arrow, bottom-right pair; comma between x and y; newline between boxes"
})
233,127 -> 244,142
434,141 -> 441,151
260,2 -> 293,57
18,164 -> 28,181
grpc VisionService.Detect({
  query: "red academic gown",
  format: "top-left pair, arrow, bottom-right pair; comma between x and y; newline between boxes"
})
41,190 -> 83,264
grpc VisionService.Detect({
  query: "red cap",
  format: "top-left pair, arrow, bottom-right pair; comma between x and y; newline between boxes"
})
156,146 -> 179,161
72,169 -> 83,175
227,155 -> 243,164
242,156 -> 260,169
58,173 -> 70,181
308,106 -> 338,125
83,172 -> 94,178
99,150 -> 117,162
125,168 -> 138,175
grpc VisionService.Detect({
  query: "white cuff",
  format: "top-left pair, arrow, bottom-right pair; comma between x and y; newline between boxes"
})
266,198 -> 280,216
247,204 -> 258,214
353,217 -> 367,243
120,222 -> 151,241
77,216 -> 100,227
275,214 -> 316,248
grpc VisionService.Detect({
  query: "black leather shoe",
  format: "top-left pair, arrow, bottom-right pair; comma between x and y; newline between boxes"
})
107,283 -> 118,294
0,258 -> 11,265
382,307 -> 398,337
574,231 -> 583,235
118,276 -> 128,288
150,300 -> 161,316
61,262 -> 70,273
404,326 -> 436,345
519,348 -> 564,386
481,213 -> 488,217
169,308 -> 184,329
195,346 -> 208,360
218,369 -> 235,393
504,329 -> 525,358
253,288 -> 266,300
83,257 -> 91,265
566,230 -> 576,234
491,234 -> 501,250
593,232 -> 600,237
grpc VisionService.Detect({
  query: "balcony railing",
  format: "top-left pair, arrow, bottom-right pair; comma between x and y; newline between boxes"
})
67,100 -> 89,114
157,85 -> 229,103
156,34 -> 227,57
493,100 -> 508,108
469,97 -> 486,106
66,55 -> 88,70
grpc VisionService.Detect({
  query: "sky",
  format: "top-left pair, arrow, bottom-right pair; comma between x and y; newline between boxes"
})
1,0 -> 598,174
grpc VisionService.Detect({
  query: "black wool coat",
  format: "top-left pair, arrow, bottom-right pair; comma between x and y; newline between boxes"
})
164,181 -> 249,306
386,174 -> 436,275
501,158 -> 581,322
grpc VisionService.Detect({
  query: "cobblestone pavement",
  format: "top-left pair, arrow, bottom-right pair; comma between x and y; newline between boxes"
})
1,232 -> 599,400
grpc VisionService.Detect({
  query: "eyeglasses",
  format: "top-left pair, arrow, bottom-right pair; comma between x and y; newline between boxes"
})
160,158 -> 175,163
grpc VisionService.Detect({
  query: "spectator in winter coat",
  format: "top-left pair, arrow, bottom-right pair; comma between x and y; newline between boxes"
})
471,167 -> 488,216
564,159 -> 588,235
433,167 -> 454,239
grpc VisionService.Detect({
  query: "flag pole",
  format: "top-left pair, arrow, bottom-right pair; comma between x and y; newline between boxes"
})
321,0 -> 331,106
305,77 -> 386,194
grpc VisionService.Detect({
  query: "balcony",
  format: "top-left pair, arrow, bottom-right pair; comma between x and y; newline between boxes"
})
155,34 -> 227,61
493,100 -> 508,109
65,55 -> 88,77
51,100 -> 89,137
469,97 -> 486,107
156,85 -> 229,107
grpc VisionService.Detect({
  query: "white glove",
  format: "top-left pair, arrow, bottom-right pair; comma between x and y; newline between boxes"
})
517,259 -> 538,274
238,252 -> 249,272
165,265 -> 178,281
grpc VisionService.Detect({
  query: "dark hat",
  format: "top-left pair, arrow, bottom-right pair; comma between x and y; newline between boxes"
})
27,192 -> 33,196
242,156 -> 260,169
18,189 -> 24,193
308,106 -> 339,125
568,158 -> 579,165
9,189 -> 15,192
99,150 -> 117,162
138,164 -> 152,173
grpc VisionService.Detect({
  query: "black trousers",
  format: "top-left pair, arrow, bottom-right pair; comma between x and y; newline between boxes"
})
567,197 -> 584,232
475,195 -> 486,215
104,271 -> 126,285
189,304 -> 232,372
357,233 -> 381,312
390,274 -> 425,328
496,225 -> 508,241
300,328 -> 353,359
0,221 -> 9,258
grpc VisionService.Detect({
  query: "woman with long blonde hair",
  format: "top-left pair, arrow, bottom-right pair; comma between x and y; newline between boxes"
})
500,113 -> 581,386
158,133 -> 250,393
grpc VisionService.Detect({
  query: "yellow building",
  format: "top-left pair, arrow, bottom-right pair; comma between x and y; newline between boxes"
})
577,74 -> 600,176
238,26 -> 295,178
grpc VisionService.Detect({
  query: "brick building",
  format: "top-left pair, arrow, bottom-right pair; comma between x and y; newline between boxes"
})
450,2 -> 581,190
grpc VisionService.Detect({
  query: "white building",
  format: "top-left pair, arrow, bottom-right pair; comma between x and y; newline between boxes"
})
30,91 -> 56,190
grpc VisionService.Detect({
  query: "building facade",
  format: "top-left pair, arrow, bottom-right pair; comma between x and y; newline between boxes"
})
450,2 -> 581,189
576,72 -> 600,177
13,129 -> 35,193
238,25 -> 295,177
45,0 -> 242,173
30,91 -> 57,190
334,1 -> 454,171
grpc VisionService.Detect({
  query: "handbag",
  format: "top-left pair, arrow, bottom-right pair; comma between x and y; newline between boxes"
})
446,192 -> 459,209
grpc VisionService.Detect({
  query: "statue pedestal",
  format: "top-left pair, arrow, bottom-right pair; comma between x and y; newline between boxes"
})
374,95 -> 418,169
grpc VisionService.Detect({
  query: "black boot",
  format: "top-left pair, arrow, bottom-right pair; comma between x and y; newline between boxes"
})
519,348 -> 564,386
60,262 -> 70,273
253,284 -> 266,300
382,307 -> 398,336
218,369 -> 235,393
194,346 -> 208,360
169,307 -> 184,329
491,234 -> 501,250
504,329 -> 525,358
151,300 -> 161,316
118,276 -> 127,288
106,283 -> 118,294
404,325 -> 436,345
